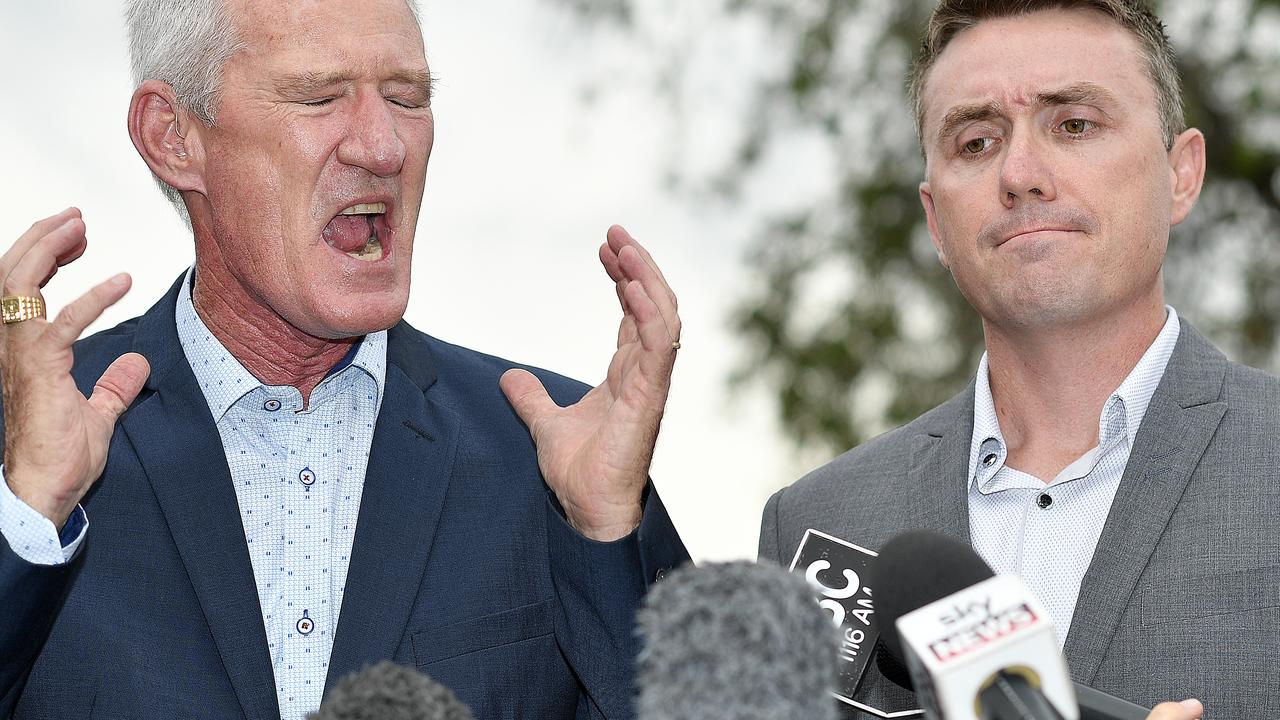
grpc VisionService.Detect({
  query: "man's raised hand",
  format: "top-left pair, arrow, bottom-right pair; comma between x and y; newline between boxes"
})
500,225 -> 680,541
1,208 -> 150,529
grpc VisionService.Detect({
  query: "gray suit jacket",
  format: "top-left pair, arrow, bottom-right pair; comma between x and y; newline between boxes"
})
760,319 -> 1280,719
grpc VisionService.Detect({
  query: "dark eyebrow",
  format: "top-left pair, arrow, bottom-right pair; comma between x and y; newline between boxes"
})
273,69 -> 435,102
936,102 -> 1002,145
934,82 -> 1118,144
1035,82 -> 1117,110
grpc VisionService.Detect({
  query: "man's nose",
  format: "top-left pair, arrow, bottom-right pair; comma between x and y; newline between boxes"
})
998,127 -> 1056,207
337,92 -> 407,177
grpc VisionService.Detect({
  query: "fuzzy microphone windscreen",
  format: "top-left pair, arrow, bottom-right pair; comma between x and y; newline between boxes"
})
636,560 -> 840,720
307,661 -> 475,720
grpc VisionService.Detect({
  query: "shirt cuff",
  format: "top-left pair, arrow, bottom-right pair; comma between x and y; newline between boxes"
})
0,467 -> 88,565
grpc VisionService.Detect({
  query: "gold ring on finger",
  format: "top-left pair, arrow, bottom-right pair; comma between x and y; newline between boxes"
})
671,340 -> 682,352
1,295 -> 46,324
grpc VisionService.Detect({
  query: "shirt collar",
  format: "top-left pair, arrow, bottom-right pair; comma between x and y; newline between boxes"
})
1110,307 -> 1180,447
967,306 -> 1181,487
174,266 -> 387,422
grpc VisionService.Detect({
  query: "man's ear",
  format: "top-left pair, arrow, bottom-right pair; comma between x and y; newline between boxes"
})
128,79 -> 207,196
919,180 -> 950,268
1168,128 -> 1206,228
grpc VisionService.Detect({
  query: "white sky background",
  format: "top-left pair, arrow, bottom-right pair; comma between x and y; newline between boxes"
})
0,1 -> 832,561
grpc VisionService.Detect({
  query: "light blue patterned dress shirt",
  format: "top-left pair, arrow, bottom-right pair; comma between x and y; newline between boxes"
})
967,307 -> 1180,647
0,268 -> 387,720
0,482 -> 87,564
173,270 -> 386,718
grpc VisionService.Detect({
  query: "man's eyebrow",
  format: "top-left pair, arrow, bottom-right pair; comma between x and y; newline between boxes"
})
1035,82 -> 1117,110
936,102 -> 1003,144
273,71 -> 350,96
385,69 -> 435,102
933,82 -> 1118,143
273,69 -> 435,101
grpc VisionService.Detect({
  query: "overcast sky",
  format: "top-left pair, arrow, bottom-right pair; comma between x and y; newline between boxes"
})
0,1 -> 833,561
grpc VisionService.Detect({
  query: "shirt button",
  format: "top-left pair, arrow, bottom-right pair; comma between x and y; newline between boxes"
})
264,399 -> 282,412
654,567 -> 670,583
1037,493 -> 1053,509
299,467 -> 316,487
297,611 -> 314,635
982,453 -> 997,467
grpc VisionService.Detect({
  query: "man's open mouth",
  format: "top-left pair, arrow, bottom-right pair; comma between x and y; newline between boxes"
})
323,202 -> 388,261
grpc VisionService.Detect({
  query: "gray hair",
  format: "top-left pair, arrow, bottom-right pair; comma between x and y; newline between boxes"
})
125,0 -> 423,225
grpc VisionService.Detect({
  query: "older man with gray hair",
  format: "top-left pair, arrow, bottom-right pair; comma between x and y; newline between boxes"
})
0,1 -> 688,718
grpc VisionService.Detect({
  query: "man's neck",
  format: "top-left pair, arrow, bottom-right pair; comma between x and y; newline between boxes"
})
982,294 -> 1167,482
191,265 -> 355,406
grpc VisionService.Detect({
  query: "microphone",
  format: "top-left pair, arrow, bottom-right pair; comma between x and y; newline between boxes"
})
870,530 -> 1072,720
635,560 -> 840,720
867,531 -> 1149,720
786,530 -> 884,700
785,528 -> 925,717
307,661 -> 475,720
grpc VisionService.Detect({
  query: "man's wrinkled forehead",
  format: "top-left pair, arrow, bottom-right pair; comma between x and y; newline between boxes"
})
213,0 -> 431,105
227,0 -> 424,54
918,7 -> 1152,146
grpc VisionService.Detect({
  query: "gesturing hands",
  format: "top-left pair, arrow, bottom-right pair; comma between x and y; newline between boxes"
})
1,208 -> 150,529
500,225 -> 681,542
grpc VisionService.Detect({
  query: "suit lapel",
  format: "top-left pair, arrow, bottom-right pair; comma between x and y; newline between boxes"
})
120,278 -> 279,720
324,324 -> 459,692
1063,321 -> 1228,682
906,385 -> 975,544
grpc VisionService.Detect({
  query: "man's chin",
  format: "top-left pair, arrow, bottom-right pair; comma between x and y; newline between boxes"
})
294,299 -> 408,340
987,291 -> 1100,332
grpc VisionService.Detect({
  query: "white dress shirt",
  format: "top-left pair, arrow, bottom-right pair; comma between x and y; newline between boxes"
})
967,307 -> 1180,647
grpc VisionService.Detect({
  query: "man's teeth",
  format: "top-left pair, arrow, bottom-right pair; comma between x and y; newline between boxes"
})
334,205 -> 386,261
339,202 -> 387,215
346,238 -> 383,262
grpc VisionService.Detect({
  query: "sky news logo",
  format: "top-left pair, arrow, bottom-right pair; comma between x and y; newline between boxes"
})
928,598 -> 1038,663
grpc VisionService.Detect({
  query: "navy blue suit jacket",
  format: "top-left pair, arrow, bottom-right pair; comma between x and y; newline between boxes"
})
0,276 -> 689,719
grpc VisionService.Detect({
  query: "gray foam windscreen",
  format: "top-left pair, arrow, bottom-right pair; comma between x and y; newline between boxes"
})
307,661 -> 475,720
636,561 -> 840,720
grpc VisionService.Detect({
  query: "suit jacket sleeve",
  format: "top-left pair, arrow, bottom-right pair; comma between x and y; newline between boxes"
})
0,532 -> 79,716
0,410 -> 80,716
545,483 -> 689,720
